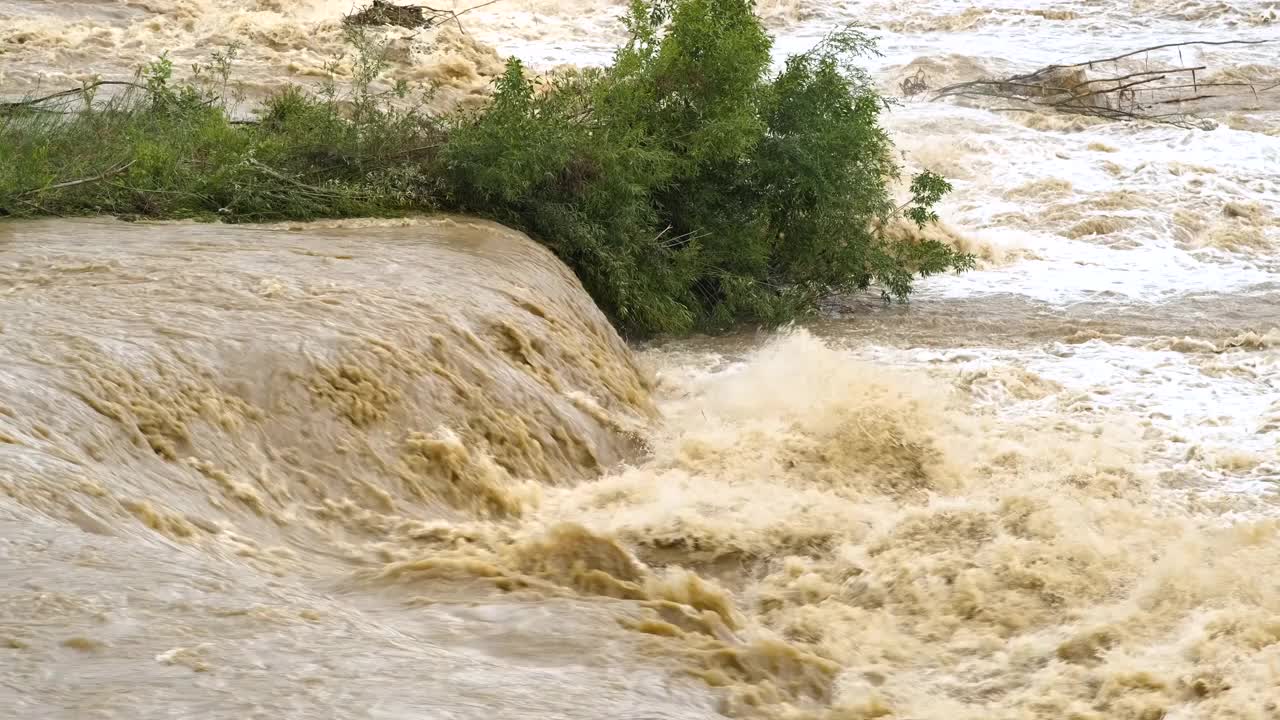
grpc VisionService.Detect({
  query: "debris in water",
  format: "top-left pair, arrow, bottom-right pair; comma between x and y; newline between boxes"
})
934,39 -> 1275,129
899,68 -> 930,98
344,0 -> 457,30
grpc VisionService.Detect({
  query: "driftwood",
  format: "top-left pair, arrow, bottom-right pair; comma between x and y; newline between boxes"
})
931,39 -> 1274,129
344,0 -> 505,31
345,0 -> 441,28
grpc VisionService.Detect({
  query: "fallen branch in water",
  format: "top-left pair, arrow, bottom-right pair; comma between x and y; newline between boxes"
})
344,0 -> 506,32
0,81 -> 148,114
932,39 -> 1275,129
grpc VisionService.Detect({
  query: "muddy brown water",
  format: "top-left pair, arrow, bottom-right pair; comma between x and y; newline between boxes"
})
3,0 -> 1280,718
3,214 -> 1279,720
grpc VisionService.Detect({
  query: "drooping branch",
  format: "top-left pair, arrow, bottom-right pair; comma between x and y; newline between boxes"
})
17,160 -> 137,197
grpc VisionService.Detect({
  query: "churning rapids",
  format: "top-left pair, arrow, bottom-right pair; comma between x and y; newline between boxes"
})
2,1 -> 1280,719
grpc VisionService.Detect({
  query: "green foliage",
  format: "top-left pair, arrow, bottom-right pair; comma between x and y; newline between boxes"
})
905,170 -> 951,227
442,0 -> 970,333
0,1 -> 970,336
0,29 -> 439,222
441,56 -> 691,333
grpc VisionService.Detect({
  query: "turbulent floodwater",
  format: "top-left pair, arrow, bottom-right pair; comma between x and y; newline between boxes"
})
3,1 -> 1280,719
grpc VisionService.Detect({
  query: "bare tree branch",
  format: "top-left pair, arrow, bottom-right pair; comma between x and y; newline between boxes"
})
929,39 -> 1275,129
1029,39 -> 1269,74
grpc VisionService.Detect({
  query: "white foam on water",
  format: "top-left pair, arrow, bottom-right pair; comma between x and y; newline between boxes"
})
3,0 -> 1280,717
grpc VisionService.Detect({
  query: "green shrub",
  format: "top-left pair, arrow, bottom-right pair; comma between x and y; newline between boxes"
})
441,0 -> 972,334
0,33 -> 440,221
0,0 -> 970,337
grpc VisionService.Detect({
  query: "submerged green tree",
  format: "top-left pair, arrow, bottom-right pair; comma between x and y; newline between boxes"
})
443,0 -> 971,334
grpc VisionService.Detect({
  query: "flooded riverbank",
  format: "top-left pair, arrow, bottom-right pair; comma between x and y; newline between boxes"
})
2,0 -> 1278,718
